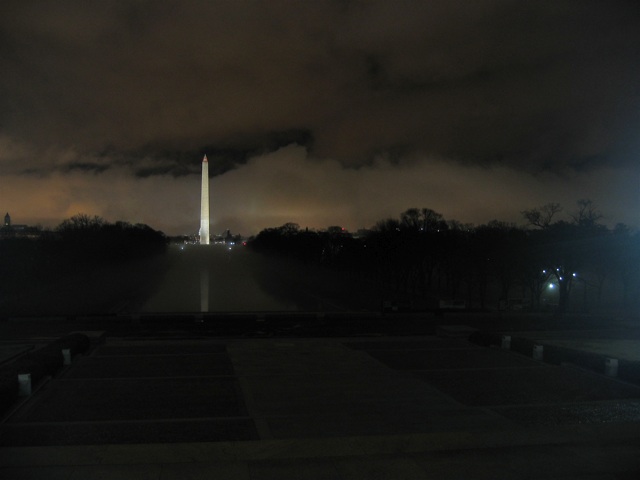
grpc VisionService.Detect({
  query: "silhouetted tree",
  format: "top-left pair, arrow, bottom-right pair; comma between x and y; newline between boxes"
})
475,221 -> 526,308
57,214 -> 106,233
248,201 -> 634,314
54,214 -> 166,267
0,215 -> 167,315
570,199 -> 603,229
522,203 -> 562,229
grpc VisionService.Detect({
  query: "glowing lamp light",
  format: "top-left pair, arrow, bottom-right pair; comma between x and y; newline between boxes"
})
548,283 -> 555,289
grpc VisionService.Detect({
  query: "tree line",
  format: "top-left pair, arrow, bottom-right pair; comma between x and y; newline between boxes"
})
0,214 -> 167,315
248,201 -> 639,314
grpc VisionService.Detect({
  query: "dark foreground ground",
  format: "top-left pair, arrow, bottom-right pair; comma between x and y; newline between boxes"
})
1,313 -> 639,479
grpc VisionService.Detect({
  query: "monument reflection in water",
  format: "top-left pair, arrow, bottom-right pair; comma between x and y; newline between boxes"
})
200,267 -> 209,313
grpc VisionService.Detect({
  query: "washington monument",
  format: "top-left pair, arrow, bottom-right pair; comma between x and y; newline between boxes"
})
199,154 -> 210,245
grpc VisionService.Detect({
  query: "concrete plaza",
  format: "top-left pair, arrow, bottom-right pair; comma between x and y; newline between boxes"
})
1,319 -> 639,479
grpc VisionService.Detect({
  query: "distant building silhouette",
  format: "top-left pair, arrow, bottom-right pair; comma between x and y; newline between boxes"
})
0,213 -> 42,239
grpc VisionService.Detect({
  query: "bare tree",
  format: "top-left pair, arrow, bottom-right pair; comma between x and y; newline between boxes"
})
400,208 -> 446,231
570,199 -> 603,228
277,222 -> 300,235
57,213 -> 106,232
521,203 -> 562,229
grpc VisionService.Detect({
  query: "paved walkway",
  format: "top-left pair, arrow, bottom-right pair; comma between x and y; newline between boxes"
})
1,332 -> 640,478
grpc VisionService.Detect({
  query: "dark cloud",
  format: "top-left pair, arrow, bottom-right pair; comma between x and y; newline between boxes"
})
1,0 -> 636,173
195,128 -> 314,177
97,128 -> 314,178
61,162 -> 111,174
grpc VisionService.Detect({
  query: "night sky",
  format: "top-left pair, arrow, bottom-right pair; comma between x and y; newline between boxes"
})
1,1 -> 638,235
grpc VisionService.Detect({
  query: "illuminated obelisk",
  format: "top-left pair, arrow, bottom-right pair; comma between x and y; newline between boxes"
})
199,154 -> 210,245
